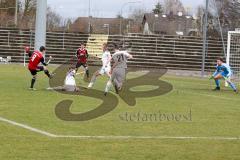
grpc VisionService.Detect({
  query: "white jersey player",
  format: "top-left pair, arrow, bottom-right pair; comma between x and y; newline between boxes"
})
64,68 -> 78,91
111,45 -> 133,94
47,67 -> 79,92
88,43 -> 112,96
99,46 -> 111,75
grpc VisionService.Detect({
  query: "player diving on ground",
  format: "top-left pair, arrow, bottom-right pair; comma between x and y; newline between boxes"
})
210,57 -> 238,93
88,43 -> 112,96
47,67 -> 80,92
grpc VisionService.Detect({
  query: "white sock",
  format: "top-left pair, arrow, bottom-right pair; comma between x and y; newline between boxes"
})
88,82 -> 94,88
105,80 -> 112,93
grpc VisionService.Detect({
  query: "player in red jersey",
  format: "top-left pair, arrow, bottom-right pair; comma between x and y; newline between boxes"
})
26,46 -> 54,90
75,43 -> 89,78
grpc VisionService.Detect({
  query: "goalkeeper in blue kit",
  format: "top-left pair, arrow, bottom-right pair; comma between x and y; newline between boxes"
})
210,57 -> 238,93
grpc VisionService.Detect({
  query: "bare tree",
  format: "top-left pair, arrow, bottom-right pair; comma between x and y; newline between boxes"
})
47,7 -> 62,31
163,0 -> 185,15
128,7 -> 146,23
196,0 -> 240,37
22,0 -> 36,17
195,6 -> 204,35
19,0 -> 36,29
0,0 -> 16,26
209,0 -> 240,34
61,18 -> 73,31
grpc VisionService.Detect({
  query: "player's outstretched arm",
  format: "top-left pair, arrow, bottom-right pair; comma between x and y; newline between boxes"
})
28,52 -> 33,58
40,56 -> 52,66
209,75 -> 214,80
25,47 -> 33,57
210,69 -> 218,80
75,49 -> 79,59
127,53 -> 133,59
40,57 -> 47,66
121,51 -> 133,59
46,56 -> 53,65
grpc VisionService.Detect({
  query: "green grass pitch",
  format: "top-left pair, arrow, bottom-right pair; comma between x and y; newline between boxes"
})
0,64 -> 240,160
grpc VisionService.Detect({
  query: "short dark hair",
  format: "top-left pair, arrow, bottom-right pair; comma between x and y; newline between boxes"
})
217,57 -> 224,62
39,46 -> 46,52
103,43 -> 108,49
114,43 -> 120,49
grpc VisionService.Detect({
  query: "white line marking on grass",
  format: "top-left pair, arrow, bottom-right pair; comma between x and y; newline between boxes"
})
181,91 -> 240,101
0,116 -> 57,137
0,116 -> 240,140
55,135 -> 240,140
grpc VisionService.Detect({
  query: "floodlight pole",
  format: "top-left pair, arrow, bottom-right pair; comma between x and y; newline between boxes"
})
201,0 -> 209,77
88,0 -> 91,34
34,0 -> 47,50
14,0 -> 18,26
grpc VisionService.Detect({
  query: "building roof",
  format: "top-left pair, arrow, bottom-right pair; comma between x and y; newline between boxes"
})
143,13 -> 195,35
70,17 -> 135,34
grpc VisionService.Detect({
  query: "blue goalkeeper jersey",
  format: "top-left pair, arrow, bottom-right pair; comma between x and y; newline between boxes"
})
213,63 -> 232,77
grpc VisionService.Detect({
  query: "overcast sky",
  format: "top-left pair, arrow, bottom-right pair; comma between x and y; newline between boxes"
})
47,0 -> 205,19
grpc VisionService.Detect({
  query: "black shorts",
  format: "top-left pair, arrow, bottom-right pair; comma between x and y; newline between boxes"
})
29,66 -> 44,76
76,62 -> 87,69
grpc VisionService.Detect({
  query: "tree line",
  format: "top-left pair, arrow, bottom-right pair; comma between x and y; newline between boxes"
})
0,0 -> 72,31
129,0 -> 240,37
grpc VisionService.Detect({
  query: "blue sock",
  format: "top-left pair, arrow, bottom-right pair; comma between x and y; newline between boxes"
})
215,79 -> 220,88
228,81 -> 237,91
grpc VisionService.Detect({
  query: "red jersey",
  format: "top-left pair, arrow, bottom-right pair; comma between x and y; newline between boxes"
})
76,48 -> 88,63
28,51 -> 44,70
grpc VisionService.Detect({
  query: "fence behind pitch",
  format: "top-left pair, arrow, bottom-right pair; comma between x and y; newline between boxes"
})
0,28 -> 225,72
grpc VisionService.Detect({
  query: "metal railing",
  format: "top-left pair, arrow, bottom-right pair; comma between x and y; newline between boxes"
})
0,28 -> 224,71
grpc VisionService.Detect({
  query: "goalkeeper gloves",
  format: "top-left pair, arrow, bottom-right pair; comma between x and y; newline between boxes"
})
223,76 -> 228,80
209,75 -> 214,80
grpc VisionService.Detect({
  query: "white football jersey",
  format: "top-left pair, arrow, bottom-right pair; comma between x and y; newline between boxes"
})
102,51 -> 111,67
112,51 -> 130,69
64,70 -> 76,86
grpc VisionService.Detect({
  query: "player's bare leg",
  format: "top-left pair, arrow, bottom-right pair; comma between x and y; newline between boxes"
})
104,73 -> 112,96
88,71 -> 101,88
75,62 -> 81,73
104,79 -> 112,96
84,65 -> 90,78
